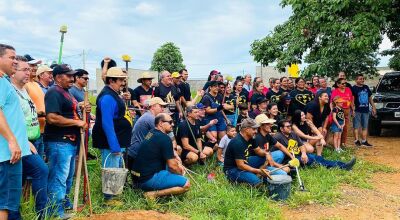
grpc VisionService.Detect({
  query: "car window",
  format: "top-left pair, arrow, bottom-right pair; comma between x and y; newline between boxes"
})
377,74 -> 400,93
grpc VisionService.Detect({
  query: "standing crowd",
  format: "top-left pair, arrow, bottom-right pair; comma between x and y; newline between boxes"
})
0,43 -> 375,219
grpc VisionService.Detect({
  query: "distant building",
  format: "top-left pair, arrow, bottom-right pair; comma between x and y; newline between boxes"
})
256,66 -> 289,84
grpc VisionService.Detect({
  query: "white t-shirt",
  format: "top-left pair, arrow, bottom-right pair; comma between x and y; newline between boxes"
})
218,134 -> 232,160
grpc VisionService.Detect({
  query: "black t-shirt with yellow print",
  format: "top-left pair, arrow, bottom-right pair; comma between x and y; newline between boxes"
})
223,133 -> 257,172
289,89 -> 314,115
223,94 -> 236,115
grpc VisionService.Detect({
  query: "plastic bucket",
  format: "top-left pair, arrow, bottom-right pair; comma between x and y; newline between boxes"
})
267,175 -> 292,201
101,153 -> 128,195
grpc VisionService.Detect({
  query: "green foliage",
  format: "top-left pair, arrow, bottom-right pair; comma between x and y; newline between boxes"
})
250,0 -> 400,79
150,42 -> 186,73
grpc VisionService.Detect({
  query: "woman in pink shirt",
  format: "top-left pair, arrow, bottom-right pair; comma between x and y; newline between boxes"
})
330,78 -> 354,148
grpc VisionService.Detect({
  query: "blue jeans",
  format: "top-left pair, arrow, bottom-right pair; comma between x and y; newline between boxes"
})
225,168 -> 263,186
247,155 -> 287,175
33,135 -> 45,158
0,160 -> 22,212
46,142 -> 77,218
297,153 -> 346,169
139,170 -> 188,191
101,148 -> 125,200
271,150 -> 284,164
9,154 -> 49,220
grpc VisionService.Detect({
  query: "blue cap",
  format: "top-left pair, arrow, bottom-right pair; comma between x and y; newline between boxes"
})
196,103 -> 206,109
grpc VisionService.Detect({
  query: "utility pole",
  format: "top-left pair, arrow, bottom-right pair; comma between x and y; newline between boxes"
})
82,50 -> 86,70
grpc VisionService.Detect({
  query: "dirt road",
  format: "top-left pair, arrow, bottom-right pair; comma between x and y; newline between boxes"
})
284,128 -> 400,220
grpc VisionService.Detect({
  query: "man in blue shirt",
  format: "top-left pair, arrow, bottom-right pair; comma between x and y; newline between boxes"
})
0,44 -> 31,219
351,74 -> 376,147
69,69 -> 89,102
92,67 -> 133,205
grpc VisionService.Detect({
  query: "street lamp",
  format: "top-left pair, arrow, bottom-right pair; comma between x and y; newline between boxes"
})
58,25 -> 68,64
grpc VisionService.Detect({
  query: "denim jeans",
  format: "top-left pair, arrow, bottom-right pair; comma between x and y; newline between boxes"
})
296,153 -> 346,169
46,142 -> 77,218
247,155 -> 287,175
139,170 -> 188,191
33,135 -> 45,159
271,150 -> 284,164
101,148 -> 125,200
0,160 -> 22,212
225,168 -> 263,186
9,154 -> 49,220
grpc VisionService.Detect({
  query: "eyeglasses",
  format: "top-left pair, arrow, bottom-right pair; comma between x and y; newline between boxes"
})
163,120 -> 174,125
81,77 -> 89,81
16,68 -> 31,72
306,82 -> 312,85
340,82 -> 347,85
284,125 -> 292,128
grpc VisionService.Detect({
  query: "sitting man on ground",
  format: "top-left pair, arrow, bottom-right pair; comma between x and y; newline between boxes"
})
132,113 -> 190,199
177,106 -> 213,165
223,118 -> 272,187
273,120 -> 356,170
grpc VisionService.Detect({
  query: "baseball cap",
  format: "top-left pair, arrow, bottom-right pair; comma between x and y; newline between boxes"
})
52,64 -> 77,76
148,97 -> 167,106
24,54 -> 42,65
105,67 -> 127,78
255,114 -> 276,125
196,103 -> 206,109
241,118 -> 260,129
284,95 -> 292,101
171,72 -> 181,78
256,97 -> 268,105
186,105 -> 198,114
36,65 -> 53,75
210,70 -> 220,75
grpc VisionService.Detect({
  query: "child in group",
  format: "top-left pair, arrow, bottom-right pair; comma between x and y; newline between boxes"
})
217,125 -> 237,166
331,96 -> 345,153
236,103 -> 249,130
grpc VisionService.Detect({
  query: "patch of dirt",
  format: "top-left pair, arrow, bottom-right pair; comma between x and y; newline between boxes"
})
82,210 -> 187,220
283,129 -> 400,220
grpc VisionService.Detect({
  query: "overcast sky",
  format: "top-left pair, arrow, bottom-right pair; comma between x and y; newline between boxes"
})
0,0 -> 393,83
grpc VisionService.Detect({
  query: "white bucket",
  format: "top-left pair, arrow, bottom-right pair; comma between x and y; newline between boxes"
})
101,153 -> 128,195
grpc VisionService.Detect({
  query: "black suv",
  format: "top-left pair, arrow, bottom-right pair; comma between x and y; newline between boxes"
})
369,71 -> 400,136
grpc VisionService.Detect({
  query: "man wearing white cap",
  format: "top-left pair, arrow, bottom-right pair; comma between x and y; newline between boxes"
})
92,67 -> 133,205
36,65 -> 53,94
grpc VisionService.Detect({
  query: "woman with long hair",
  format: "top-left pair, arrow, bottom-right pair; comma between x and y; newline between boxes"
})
266,102 -> 281,135
250,81 -> 265,110
289,77 -> 314,114
330,78 -> 354,148
292,110 -> 326,156
222,83 -> 236,125
305,91 -> 331,137
277,92 -> 294,120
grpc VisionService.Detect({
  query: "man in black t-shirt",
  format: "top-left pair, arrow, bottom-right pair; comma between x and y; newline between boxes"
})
132,113 -> 189,199
132,72 -> 154,116
223,118 -> 271,187
154,71 -> 182,122
273,120 -> 356,170
178,69 -> 192,107
44,64 -> 89,217
177,106 -> 213,165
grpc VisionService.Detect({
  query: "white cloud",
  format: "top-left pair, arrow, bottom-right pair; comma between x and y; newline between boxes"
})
12,0 -> 39,14
134,2 -> 160,16
379,34 -> 393,52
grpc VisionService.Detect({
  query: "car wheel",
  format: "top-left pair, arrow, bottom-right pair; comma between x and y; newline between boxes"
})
368,117 -> 381,136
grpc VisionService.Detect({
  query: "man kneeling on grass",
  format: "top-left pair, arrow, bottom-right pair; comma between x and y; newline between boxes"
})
273,119 -> 356,170
223,118 -> 272,187
132,113 -> 190,199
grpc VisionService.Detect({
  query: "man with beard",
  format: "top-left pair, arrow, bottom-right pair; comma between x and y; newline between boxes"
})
154,71 -> 182,123
132,113 -> 190,199
44,64 -> 88,219
223,118 -> 271,187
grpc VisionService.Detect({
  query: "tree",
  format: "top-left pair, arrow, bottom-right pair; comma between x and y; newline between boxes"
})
250,0 -> 400,79
150,42 -> 185,73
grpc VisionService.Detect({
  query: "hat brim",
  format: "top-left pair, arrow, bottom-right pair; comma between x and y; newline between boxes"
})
28,59 -> 42,65
137,77 -> 154,83
64,70 -> 78,75
260,119 -> 276,124
106,75 -> 127,78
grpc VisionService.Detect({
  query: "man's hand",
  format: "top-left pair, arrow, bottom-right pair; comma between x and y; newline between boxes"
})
371,108 -> 377,117
222,103 -> 230,110
320,139 -> 326,146
197,90 -> 205,97
199,152 -> 207,159
29,142 -> 37,154
76,120 -> 88,130
301,153 -> 308,164
9,139 -> 21,164
123,92 -> 131,100
103,57 -> 111,63
209,119 -> 218,126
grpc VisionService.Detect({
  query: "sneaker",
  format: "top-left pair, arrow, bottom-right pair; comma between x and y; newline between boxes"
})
354,140 -> 362,147
361,141 -> 373,147
63,196 -> 73,210
343,157 -> 356,171
335,148 -> 344,153
58,213 -> 75,220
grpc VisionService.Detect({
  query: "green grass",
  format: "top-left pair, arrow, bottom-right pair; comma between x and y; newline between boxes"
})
21,141 -> 396,219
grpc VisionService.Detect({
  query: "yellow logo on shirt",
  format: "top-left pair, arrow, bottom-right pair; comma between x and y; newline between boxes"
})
287,139 -> 300,154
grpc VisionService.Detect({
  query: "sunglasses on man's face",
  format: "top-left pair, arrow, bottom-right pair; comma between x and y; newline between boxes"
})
81,77 -> 89,81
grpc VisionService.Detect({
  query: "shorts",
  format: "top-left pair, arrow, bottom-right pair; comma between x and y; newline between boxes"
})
139,170 -> 188,191
180,146 -> 213,161
206,117 -> 227,132
353,112 -> 369,129
0,160 -> 22,212
330,121 -> 343,133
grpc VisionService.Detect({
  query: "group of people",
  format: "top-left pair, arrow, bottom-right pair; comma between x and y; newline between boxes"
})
0,42 -> 375,220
